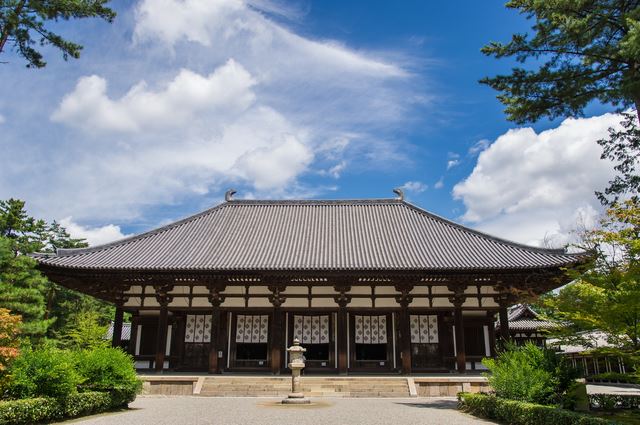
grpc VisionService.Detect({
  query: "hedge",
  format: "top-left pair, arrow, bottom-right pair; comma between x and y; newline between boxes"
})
589,393 -> 640,410
458,393 -> 614,425
0,391 -> 115,425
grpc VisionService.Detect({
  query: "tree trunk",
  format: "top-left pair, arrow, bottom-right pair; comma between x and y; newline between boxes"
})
0,0 -> 27,54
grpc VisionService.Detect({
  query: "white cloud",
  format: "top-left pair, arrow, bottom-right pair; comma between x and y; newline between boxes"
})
453,113 -> 620,246
468,139 -> 490,155
51,59 -> 255,133
401,181 -> 427,193
133,0 -> 406,79
0,114 -> 5,124
59,217 -> 131,246
234,134 -> 313,190
434,177 -> 444,189
446,159 -> 460,170
1,0 -> 421,225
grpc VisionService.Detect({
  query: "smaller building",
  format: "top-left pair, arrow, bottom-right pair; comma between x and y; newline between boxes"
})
549,331 -> 633,377
495,304 -> 556,347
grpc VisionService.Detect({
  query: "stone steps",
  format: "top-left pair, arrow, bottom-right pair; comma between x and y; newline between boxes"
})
198,377 -> 410,398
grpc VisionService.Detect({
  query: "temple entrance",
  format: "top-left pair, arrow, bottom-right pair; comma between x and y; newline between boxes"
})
410,314 -> 444,370
350,313 -> 393,371
230,313 -> 270,369
182,314 -> 211,370
289,314 -> 334,370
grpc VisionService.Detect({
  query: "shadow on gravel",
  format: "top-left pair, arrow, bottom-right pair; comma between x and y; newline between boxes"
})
396,400 -> 458,410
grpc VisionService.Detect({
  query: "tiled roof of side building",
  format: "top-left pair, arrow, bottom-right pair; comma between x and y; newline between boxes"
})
34,197 -> 588,272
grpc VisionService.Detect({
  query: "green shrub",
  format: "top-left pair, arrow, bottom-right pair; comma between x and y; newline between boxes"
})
459,393 -> 614,425
0,391 -> 114,425
482,342 -> 578,406
73,347 -> 142,406
589,393 -> 640,410
5,345 -> 80,399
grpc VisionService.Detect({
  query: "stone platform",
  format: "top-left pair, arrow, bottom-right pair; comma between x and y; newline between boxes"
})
140,375 -> 490,398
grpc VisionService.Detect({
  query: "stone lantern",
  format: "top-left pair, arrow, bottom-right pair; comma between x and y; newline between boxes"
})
282,338 -> 310,404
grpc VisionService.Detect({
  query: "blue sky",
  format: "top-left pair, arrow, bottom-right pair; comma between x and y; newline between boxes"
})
0,0 -> 619,246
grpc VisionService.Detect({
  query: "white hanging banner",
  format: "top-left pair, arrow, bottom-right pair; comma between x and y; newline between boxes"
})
236,314 -> 269,344
409,315 -> 439,343
293,315 -> 330,344
184,314 -> 212,343
354,315 -> 387,344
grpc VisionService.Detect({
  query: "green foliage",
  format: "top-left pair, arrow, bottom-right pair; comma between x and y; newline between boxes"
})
0,236 -> 52,338
458,393 -> 613,425
481,1 -> 640,203
57,310 -> 109,351
0,199 -> 116,343
545,200 -> 640,352
0,0 -> 116,68
73,347 -> 142,406
482,342 -> 578,406
0,391 -> 113,425
481,0 -> 640,124
596,112 -> 640,204
4,344 -> 80,399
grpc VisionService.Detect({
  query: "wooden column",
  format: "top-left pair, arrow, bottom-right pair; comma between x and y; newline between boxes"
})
155,305 -> 169,372
335,287 -> 351,375
208,284 -> 225,374
399,307 -> 412,374
395,284 -> 413,375
454,305 -> 466,373
128,314 -> 139,356
111,305 -> 124,348
487,311 -> 497,357
268,285 -> 286,375
154,285 -> 173,373
448,284 -> 467,374
208,307 -> 221,373
499,302 -> 510,342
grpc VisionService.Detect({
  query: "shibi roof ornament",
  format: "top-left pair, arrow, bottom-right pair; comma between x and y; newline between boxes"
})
225,189 -> 237,202
392,188 -> 404,201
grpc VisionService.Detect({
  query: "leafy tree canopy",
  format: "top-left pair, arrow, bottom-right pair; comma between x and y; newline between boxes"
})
0,0 -> 116,68
0,199 -> 114,342
543,199 -> 640,352
481,0 -> 640,124
482,1 -> 640,203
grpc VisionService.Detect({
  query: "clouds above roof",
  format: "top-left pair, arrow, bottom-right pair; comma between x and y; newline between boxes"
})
454,113 -> 619,246
0,0 -> 421,231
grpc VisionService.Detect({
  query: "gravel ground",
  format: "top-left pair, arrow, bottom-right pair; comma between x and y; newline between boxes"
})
67,396 -> 495,425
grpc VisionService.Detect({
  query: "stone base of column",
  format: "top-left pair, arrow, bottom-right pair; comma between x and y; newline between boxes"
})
282,394 -> 310,405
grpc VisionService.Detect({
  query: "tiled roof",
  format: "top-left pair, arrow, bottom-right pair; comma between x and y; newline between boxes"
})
35,198 -> 585,272
497,304 -> 558,331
